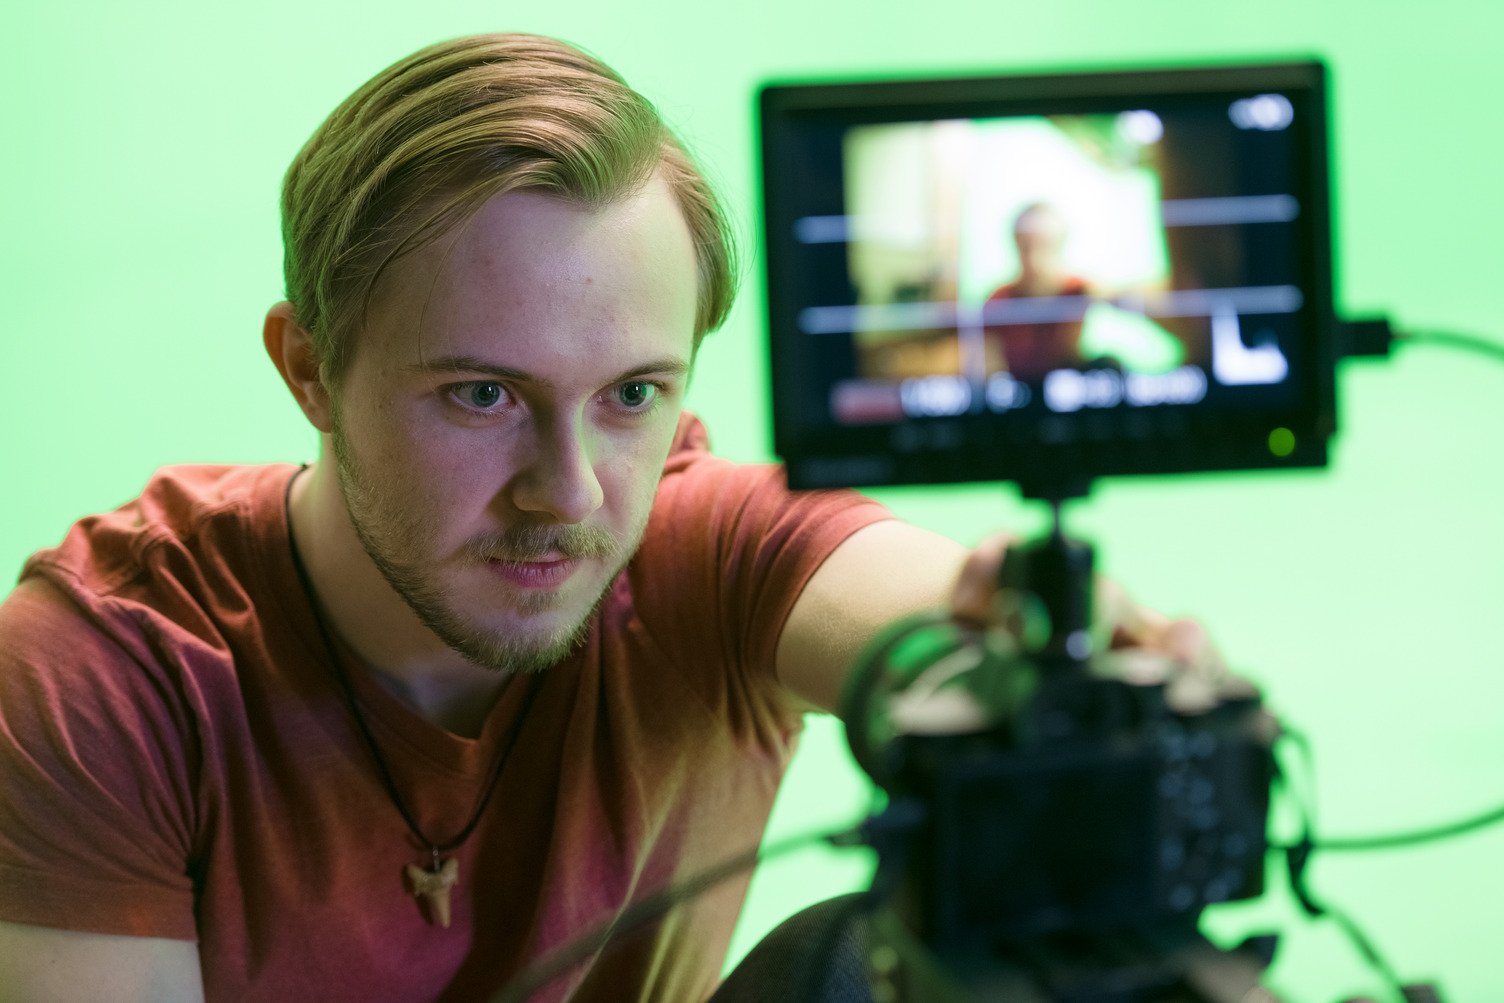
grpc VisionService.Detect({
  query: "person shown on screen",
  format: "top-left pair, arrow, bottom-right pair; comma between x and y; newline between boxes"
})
983,201 -> 1094,382
0,34 -> 1233,1003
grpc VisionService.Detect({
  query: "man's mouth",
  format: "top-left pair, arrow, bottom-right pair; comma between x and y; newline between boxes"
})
482,556 -> 581,589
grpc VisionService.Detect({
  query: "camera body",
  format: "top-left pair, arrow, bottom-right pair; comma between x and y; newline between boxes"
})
840,535 -> 1284,999
890,668 -> 1278,951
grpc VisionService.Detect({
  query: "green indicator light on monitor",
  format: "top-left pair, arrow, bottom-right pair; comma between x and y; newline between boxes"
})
1268,427 -> 1296,457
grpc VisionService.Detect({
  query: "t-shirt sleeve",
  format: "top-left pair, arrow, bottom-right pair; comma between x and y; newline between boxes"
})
628,416 -> 893,736
0,575 -> 199,939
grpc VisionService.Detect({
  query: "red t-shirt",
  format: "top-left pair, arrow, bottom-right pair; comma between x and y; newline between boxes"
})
0,413 -> 890,1002
983,276 -> 1091,382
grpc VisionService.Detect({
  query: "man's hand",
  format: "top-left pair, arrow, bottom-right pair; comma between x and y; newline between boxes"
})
950,530 -> 1257,714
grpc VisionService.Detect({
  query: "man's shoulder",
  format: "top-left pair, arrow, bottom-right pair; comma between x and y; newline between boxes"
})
649,409 -> 887,533
650,411 -> 788,529
986,281 -> 1022,303
9,463 -> 300,660
661,410 -> 713,475
640,411 -> 891,584
21,463 -> 296,593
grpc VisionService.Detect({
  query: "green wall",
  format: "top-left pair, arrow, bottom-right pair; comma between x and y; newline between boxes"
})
4,1 -> 1501,999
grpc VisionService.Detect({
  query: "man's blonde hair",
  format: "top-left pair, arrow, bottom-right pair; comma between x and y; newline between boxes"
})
281,33 -> 738,382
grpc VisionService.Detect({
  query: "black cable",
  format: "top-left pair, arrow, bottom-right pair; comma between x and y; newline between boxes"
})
1268,723 -> 1504,855
1271,729 -> 1464,1002
1306,800 -> 1504,853
1396,329 -> 1504,364
1295,321 -> 1504,851
1273,731 -> 1411,1002
1339,316 -> 1504,364
488,822 -> 864,1003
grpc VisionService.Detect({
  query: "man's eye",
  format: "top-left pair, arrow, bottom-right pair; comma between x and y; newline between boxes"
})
456,382 -> 507,409
615,381 -> 658,410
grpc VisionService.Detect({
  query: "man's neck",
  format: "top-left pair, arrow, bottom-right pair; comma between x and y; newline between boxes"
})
287,459 -> 509,737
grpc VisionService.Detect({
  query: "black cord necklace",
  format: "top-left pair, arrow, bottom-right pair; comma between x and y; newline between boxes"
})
284,468 -> 538,928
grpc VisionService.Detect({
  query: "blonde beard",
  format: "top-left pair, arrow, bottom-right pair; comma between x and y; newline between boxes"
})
328,411 -> 640,673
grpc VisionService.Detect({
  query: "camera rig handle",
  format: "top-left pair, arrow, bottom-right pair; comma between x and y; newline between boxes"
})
997,499 -> 1096,670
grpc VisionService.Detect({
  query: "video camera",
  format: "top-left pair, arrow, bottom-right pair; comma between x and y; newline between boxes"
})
759,59 -> 1337,1000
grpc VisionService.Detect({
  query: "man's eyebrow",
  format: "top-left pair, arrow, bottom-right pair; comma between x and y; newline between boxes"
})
407,355 -> 691,385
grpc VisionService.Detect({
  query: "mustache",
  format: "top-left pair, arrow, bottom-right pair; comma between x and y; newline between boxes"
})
466,523 -> 622,563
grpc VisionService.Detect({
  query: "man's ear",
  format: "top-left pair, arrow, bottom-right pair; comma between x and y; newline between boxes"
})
264,301 -> 335,434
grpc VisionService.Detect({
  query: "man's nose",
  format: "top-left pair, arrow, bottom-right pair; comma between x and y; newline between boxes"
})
510,416 -> 605,525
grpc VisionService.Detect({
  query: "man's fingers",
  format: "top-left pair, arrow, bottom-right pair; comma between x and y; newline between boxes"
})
950,532 -> 1014,627
1098,577 -> 1167,649
1158,618 -> 1216,669
947,534 -> 1251,717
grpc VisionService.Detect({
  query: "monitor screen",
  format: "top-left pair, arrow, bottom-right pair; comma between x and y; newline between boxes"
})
759,61 -> 1336,496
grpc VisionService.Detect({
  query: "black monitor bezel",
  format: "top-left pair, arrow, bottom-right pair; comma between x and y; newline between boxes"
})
758,60 -> 1336,496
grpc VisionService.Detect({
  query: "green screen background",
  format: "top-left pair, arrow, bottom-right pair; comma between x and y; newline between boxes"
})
3,2 -> 1500,998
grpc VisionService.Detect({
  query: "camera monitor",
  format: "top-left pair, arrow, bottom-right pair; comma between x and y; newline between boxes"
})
759,61 -> 1336,496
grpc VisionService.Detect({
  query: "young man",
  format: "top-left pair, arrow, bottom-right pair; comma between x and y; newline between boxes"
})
0,33 -> 1215,1002
983,201 -> 1093,382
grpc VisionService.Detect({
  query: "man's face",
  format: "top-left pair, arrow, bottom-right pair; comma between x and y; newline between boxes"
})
1014,208 -> 1068,284
328,175 -> 699,672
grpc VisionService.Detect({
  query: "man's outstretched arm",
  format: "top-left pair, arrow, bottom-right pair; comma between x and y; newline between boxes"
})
0,921 -> 203,1003
775,520 -> 972,713
776,520 -> 1234,714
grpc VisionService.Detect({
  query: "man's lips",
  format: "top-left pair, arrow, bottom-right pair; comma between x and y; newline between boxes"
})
483,556 -> 581,589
